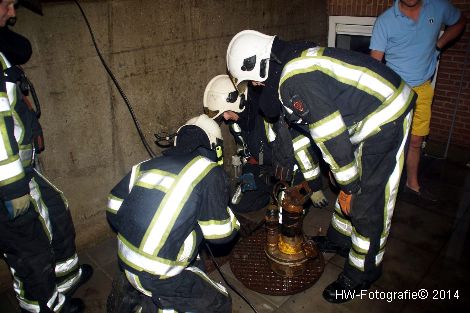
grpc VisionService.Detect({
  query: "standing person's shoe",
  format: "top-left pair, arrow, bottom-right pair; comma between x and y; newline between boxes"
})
308,236 -> 349,257
323,273 -> 371,303
401,186 -> 438,204
64,264 -> 94,298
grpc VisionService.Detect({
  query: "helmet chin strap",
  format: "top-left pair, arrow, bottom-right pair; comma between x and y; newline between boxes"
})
7,17 -> 17,26
270,52 -> 282,65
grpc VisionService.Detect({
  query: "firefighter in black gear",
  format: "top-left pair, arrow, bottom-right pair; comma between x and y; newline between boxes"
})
203,74 -> 328,216
0,2 -> 91,312
106,114 -> 239,313
227,30 -> 416,303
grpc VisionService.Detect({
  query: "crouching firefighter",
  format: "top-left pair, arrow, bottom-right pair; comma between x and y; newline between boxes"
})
0,1 -> 92,312
106,114 -> 240,313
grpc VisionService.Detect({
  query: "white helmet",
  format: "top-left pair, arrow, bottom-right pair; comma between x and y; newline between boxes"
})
226,30 -> 275,86
175,114 -> 223,150
203,74 -> 246,120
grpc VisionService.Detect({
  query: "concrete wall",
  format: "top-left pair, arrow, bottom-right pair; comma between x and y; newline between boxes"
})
11,0 -> 327,248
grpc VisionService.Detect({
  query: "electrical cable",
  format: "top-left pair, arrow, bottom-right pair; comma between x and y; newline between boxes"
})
204,242 -> 260,313
73,0 -> 156,158
74,1 -> 260,311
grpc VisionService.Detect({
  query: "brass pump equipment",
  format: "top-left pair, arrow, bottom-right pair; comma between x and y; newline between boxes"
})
265,181 -> 319,277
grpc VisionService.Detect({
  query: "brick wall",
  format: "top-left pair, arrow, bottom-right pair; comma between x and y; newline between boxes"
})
328,0 -> 394,16
328,0 -> 470,149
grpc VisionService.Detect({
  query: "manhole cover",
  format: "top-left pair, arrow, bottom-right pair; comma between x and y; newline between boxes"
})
230,226 -> 325,296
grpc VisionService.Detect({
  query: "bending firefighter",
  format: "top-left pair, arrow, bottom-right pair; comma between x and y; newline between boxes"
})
106,114 -> 239,313
226,30 -> 416,303
203,74 -> 328,216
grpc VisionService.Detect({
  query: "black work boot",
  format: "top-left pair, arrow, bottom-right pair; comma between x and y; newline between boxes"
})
323,273 -> 371,303
20,297 -> 85,313
64,298 -> 85,313
309,236 -> 349,257
64,264 -> 94,298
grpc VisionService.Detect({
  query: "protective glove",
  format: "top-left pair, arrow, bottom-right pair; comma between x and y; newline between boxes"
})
273,164 -> 293,182
240,173 -> 257,192
4,194 -> 31,220
310,190 -> 328,208
338,190 -> 355,216
271,116 -> 295,182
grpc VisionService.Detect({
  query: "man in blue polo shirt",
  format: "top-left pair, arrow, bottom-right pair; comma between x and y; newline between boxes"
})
370,0 -> 466,203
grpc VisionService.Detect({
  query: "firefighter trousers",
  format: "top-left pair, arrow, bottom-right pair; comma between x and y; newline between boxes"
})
0,208 -> 66,312
29,169 -> 82,294
126,261 -> 232,313
327,110 -> 413,283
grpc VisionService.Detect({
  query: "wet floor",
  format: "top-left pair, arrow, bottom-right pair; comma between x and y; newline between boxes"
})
0,156 -> 469,312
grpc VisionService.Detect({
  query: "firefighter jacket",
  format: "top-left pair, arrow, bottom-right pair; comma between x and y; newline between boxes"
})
290,128 -> 323,192
257,37 -> 317,119
0,52 -> 40,201
106,147 -> 240,281
278,47 -> 415,194
231,84 -> 322,190
229,86 -> 274,165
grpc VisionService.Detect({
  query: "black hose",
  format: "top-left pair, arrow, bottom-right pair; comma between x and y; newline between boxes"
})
204,242 -> 260,313
73,0 -> 156,158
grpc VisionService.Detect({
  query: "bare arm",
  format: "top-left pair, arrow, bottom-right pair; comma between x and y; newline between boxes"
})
437,15 -> 467,49
370,50 -> 385,62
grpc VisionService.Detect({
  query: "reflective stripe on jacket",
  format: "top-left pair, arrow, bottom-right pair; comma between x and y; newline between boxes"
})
107,148 -> 239,279
0,52 -> 29,200
279,47 -> 415,193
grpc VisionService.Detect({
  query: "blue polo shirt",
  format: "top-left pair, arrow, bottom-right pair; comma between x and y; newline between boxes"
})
370,0 -> 461,86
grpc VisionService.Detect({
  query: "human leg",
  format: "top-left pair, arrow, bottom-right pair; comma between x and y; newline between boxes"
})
141,263 -> 231,313
405,134 -> 423,190
0,207 -> 65,312
107,269 -> 155,313
31,170 -> 92,296
406,81 -> 434,194
324,112 -> 412,303
403,136 -> 437,202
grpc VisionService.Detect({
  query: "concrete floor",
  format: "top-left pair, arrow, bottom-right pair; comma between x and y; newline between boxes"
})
0,156 -> 469,312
